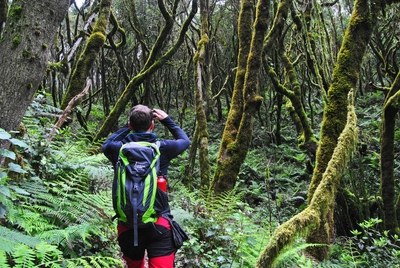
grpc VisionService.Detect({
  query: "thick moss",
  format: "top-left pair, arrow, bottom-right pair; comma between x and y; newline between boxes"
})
256,90 -> 358,267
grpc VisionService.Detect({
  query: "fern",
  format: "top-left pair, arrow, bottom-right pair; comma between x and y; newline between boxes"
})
57,256 -> 122,268
206,189 -> 245,225
35,242 -> 63,266
0,250 -> 10,268
12,244 -> 36,268
272,241 -> 324,267
0,226 -> 42,253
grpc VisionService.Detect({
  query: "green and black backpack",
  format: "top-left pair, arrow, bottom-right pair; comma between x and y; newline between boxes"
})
113,141 -> 169,246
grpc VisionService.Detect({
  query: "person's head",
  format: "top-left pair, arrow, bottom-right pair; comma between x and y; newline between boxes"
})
128,105 -> 154,132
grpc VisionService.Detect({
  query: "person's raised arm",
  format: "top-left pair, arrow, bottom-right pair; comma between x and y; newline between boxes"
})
153,109 -> 189,142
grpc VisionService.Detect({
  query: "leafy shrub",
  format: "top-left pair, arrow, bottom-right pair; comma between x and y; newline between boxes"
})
327,218 -> 400,268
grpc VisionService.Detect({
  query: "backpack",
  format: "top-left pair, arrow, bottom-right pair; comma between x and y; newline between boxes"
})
113,141 -> 168,246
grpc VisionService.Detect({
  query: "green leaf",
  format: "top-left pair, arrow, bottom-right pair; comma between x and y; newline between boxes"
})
0,185 -> 11,198
0,149 -> 15,160
7,163 -> 26,174
0,226 -> 42,253
35,242 -> 62,264
0,203 -> 7,219
0,129 -> 11,140
9,185 -> 30,196
9,138 -> 29,148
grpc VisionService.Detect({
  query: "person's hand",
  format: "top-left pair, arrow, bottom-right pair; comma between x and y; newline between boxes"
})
153,108 -> 168,120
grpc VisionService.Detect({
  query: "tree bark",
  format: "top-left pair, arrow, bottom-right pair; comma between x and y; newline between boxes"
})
47,79 -> 92,143
380,70 -> 400,233
0,0 -> 8,34
305,0 -> 376,259
210,0 -> 269,194
256,90 -> 358,267
265,1 -> 317,154
0,0 -> 69,155
193,0 -> 211,189
60,0 -> 112,110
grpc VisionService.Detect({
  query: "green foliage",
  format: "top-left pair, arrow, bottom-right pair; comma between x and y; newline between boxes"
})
0,226 -> 42,253
0,116 -> 121,267
2,76 -> 399,267
273,241 -> 323,267
327,218 -> 400,268
169,184 -> 271,267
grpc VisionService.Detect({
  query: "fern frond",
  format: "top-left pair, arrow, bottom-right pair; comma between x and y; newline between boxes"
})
0,250 -> 11,268
15,209 -> 55,234
75,258 -> 91,267
273,241 -> 325,267
0,226 -> 42,253
12,244 -> 36,268
207,189 -> 244,223
37,222 -> 101,250
35,241 -> 63,265
68,256 -> 122,268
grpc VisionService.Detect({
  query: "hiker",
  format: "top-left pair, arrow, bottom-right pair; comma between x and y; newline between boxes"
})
102,105 -> 190,268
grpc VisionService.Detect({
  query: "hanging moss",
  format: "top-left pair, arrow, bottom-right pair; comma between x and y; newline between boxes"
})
308,0 -> 375,202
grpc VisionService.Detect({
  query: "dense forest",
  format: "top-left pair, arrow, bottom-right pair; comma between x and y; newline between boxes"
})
1,0 -> 400,267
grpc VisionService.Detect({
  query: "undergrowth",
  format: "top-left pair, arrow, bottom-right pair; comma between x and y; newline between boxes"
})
1,92 -> 399,267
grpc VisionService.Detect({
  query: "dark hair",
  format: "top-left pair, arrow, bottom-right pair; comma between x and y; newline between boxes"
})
129,105 -> 153,132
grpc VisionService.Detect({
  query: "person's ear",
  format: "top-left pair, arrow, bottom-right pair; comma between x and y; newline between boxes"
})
128,121 -> 133,130
149,121 -> 155,132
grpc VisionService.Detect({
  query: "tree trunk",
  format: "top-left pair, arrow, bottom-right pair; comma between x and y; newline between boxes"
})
305,0 -> 376,259
193,0 -> 211,189
60,0 -> 112,110
255,1 -> 378,265
0,0 -> 69,157
0,0 -> 8,34
256,90 -> 358,267
94,0 -> 197,142
210,0 -> 269,194
264,1 -> 317,154
380,70 -> 400,233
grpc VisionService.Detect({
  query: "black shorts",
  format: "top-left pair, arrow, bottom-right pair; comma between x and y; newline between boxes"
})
117,223 -> 176,260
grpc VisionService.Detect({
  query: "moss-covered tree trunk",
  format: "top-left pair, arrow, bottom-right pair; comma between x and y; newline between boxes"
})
380,70 -> 400,233
0,0 -> 69,158
60,0 -> 112,110
256,89 -> 358,267
265,1 -> 317,154
305,0 -> 376,259
94,0 -> 197,142
255,1 -> 378,265
210,0 -> 269,194
193,0 -> 210,189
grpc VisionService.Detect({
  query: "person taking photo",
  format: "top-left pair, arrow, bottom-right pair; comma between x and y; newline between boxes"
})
102,104 -> 190,268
